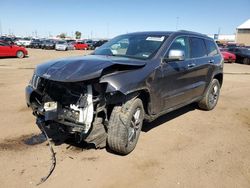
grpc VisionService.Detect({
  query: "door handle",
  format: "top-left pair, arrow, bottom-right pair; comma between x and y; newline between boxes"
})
208,59 -> 215,64
187,63 -> 196,68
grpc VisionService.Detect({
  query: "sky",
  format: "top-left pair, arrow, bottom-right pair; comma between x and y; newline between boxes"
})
0,0 -> 250,38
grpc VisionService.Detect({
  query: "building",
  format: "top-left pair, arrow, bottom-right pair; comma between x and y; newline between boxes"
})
207,34 -> 235,42
236,19 -> 250,46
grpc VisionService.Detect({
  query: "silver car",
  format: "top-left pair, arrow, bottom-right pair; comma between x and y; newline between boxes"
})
55,41 -> 75,51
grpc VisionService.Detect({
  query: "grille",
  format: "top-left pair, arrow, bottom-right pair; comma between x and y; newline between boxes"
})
31,74 -> 41,89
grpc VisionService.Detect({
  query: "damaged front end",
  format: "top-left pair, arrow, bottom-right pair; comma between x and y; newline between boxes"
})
26,74 -> 108,148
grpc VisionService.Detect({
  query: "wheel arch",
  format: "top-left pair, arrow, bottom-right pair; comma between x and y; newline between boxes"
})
105,88 -> 151,119
213,73 -> 223,87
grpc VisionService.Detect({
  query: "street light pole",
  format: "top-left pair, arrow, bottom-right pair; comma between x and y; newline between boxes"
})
0,19 -> 2,36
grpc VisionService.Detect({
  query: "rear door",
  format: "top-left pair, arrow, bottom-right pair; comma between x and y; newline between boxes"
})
204,39 -> 221,81
186,37 -> 211,99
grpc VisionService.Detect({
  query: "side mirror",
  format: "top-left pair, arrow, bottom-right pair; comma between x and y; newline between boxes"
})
163,49 -> 185,62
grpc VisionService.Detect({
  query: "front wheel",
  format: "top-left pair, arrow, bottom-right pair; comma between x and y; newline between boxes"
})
107,98 -> 144,155
16,51 -> 24,58
198,79 -> 220,110
243,58 -> 250,65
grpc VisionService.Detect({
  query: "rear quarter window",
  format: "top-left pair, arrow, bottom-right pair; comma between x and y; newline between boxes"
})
205,40 -> 219,56
190,37 -> 207,58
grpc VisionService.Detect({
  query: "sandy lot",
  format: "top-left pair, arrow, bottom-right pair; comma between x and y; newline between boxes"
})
0,49 -> 249,188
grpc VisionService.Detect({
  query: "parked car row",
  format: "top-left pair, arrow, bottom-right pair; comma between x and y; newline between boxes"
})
0,36 -> 108,58
227,47 -> 250,65
29,39 -> 108,51
219,46 -> 250,65
0,35 -> 108,50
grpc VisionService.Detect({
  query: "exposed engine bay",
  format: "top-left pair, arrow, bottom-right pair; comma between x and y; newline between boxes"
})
28,75 -> 108,148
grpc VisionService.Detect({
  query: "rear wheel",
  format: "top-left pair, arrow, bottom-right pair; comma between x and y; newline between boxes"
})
198,79 -> 220,110
107,98 -> 144,155
16,51 -> 24,58
243,58 -> 250,65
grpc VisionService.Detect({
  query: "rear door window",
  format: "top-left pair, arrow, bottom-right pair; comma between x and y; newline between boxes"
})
190,37 -> 207,58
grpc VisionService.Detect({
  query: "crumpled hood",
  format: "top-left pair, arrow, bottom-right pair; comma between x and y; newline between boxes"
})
35,55 -> 146,82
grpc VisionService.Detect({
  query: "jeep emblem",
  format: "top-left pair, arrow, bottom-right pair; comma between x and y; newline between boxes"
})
43,73 -> 51,78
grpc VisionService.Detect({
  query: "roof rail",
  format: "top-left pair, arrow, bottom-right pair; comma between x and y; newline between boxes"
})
177,30 -> 207,36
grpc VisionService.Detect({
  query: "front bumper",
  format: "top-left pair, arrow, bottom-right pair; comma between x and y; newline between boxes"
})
25,84 -> 94,133
55,46 -> 66,51
44,45 -> 55,49
25,85 -> 34,106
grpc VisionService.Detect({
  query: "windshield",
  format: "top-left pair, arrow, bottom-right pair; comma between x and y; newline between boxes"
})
57,41 -> 66,44
94,34 -> 167,60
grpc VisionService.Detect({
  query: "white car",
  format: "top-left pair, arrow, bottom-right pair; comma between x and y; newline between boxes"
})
55,41 -> 75,51
15,38 -> 32,47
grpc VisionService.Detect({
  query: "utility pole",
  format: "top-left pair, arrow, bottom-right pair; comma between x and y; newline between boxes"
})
176,17 -> 179,30
0,19 -> 2,36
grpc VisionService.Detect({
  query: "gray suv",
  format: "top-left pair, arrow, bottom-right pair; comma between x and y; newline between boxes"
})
26,30 -> 223,155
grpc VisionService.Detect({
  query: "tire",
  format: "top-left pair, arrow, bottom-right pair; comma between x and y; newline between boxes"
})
107,98 -> 144,155
16,51 -> 24,58
198,79 -> 220,110
243,58 -> 250,65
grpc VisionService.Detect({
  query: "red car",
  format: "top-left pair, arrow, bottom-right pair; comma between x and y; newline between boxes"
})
0,40 -> 28,58
74,41 -> 88,50
220,48 -> 236,63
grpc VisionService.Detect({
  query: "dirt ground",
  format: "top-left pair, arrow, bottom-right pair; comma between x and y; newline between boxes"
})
0,49 -> 249,188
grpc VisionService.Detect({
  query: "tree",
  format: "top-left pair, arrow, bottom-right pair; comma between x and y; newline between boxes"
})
75,31 -> 82,39
59,33 -> 66,39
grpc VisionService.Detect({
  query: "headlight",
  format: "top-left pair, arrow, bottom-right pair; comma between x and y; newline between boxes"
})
30,74 -> 41,89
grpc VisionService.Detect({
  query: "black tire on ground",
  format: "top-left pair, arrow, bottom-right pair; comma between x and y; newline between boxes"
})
198,79 -> 220,111
243,58 -> 250,65
16,51 -> 24,58
107,98 -> 144,155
